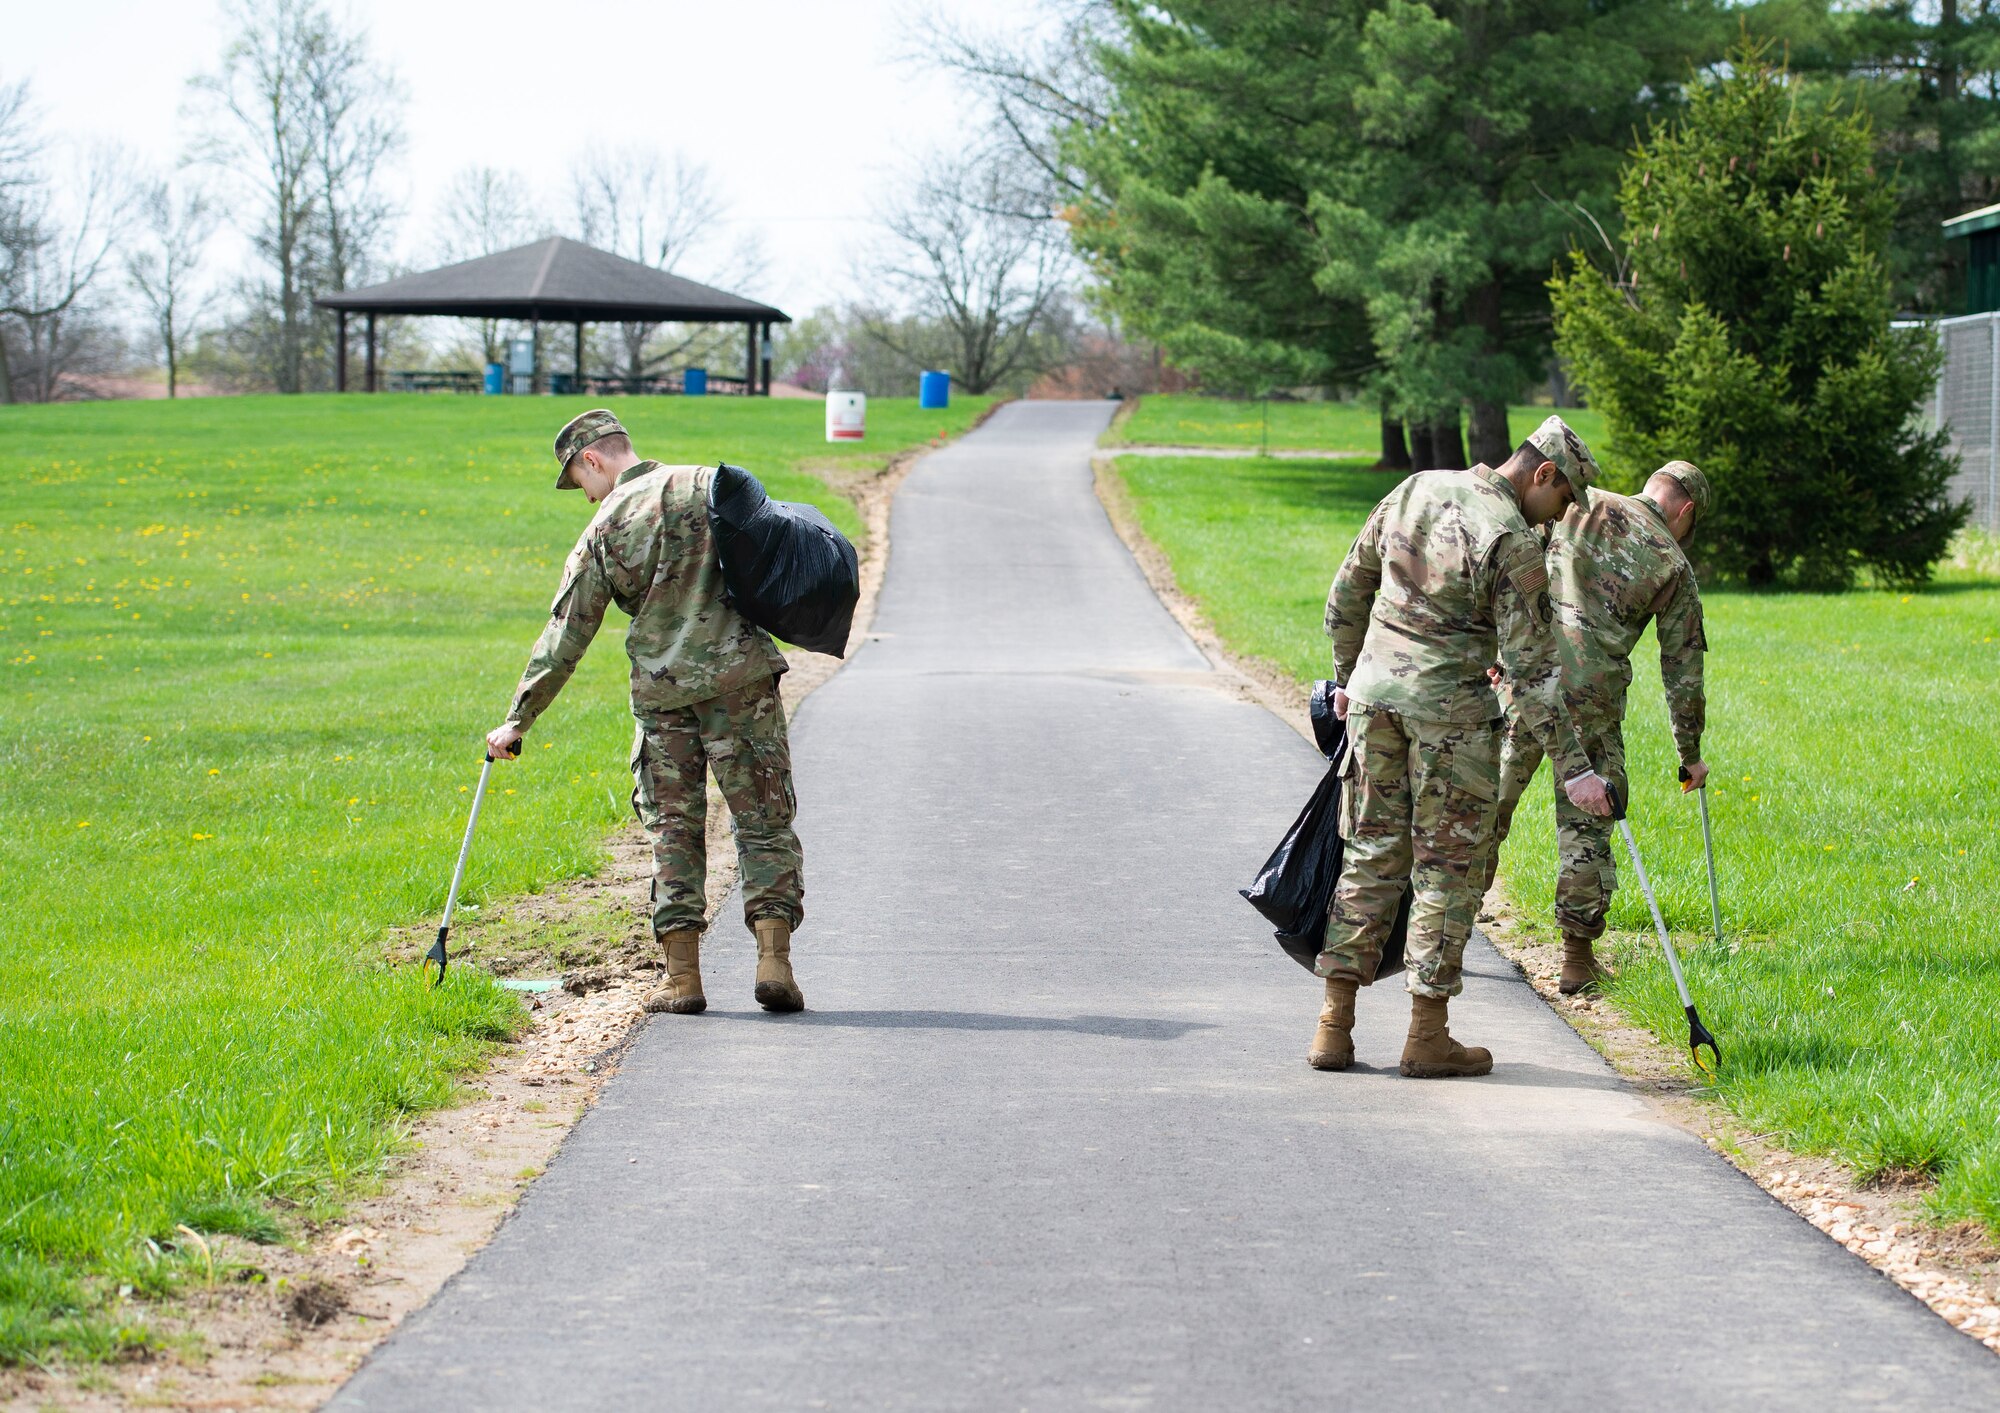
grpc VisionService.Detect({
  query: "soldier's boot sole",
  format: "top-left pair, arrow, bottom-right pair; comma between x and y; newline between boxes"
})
753,918 -> 805,1013
1557,935 -> 1609,996
1399,994 -> 1493,1078
1308,975 -> 1359,1071
643,929 -> 707,1015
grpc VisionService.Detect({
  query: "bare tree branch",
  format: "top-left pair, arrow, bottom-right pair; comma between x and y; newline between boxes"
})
859,152 -> 1072,394
909,1 -> 1115,211
125,174 -> 218,397
0,119 -> 135,404
188,0 -> 401,392
569,146 -> 740,382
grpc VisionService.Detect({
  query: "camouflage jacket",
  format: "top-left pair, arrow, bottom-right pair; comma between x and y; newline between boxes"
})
1547,490 -> 1706,764
506,462 -> 787,731
1327,466 -> 1590,780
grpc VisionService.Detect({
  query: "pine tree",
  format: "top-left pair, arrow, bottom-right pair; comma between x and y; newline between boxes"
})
1070,0 -> 1716,466
1551,38 -> 1966,588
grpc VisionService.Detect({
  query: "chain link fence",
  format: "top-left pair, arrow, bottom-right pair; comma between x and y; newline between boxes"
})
1930,312 -> 2000,532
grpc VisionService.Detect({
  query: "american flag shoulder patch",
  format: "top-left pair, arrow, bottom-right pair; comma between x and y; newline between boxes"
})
1509,563 -> 1549,597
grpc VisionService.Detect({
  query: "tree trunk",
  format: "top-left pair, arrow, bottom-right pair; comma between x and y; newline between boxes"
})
1942,0 -> 1960,105
1408,420 -> 1436,470
1430,414 -> 1467,470
1467,400 -> 1510,466
166,333 -> 178,399
1378,414 -> 1411,471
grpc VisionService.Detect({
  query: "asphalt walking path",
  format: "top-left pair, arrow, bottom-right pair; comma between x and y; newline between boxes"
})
334,403 -> 1999,1410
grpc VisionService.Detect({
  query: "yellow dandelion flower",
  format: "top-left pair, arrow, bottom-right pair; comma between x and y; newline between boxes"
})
192,832 -> 213,841
76,820 -> 90,828
207,768 -> 220,776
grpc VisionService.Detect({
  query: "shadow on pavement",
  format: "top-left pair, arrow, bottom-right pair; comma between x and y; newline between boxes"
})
1477,1062 -> 1628,1092
716,1010 -> 1218,1041
1298,1062 -> 1626,1091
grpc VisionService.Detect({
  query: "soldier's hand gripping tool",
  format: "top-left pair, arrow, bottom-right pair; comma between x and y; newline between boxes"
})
1606,782 -> 1721,1076
426,739 -> 519,985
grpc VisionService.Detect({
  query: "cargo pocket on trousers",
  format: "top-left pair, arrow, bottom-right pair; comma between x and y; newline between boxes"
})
1337,737 -> 1361,838
751,750 -> 796,825
629,732 -> 657,829
1446,744 -> 1500,804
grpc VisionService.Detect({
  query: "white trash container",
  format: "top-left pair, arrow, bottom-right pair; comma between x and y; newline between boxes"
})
825,391 -> 866,442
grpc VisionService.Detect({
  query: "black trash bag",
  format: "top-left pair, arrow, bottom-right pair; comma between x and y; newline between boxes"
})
707,462 -> 860,658
1240,680 -> 1410,978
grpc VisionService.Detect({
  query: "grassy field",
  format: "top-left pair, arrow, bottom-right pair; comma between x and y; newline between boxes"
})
1112,444 -> 2000,1234
0,391 -> 988,1363
1106,393 -> 1607,455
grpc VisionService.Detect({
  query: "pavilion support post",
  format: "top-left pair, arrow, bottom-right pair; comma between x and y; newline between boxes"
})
745,322 -> 756,397
574,321 -> 584,388
336,310 -> 347,392
760,322 -> 773,395
365,313 -> 377,393
531,320 -> 540,394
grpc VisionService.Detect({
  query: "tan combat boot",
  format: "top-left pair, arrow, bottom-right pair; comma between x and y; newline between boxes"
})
1308,976 -> 1359,1071
1559,935 -> 1608,995
641,929 -> 706,1015
1399,994 -> 1493,1078
752,918 -> 805,1013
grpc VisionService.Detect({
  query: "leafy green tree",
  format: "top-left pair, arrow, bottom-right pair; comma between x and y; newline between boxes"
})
1779,0 -> 2000,310
1551,39 -> 1966,588
1066,4 -> 1389,445
1070,0 -> 1718,466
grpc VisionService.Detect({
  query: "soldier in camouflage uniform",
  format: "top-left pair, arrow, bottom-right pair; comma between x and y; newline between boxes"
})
1481,461 -> 1711,995
1313,416 -> 1615,1078
485,410 -> 807,1016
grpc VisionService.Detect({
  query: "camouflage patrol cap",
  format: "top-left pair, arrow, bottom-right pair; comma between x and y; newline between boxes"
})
552,408 -> 626,489
1654,460 -> 1711,523
1525,414 -> 1601,511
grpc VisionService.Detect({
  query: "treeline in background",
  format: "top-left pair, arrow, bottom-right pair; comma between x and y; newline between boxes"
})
5,0 -> 1994,581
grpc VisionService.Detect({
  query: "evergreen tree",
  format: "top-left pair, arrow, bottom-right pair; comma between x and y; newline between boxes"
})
1551,38 -> 1966,588
1066,4 -> 1382,434
1070,0 -> 1717,465
1782,0 -> 2000,311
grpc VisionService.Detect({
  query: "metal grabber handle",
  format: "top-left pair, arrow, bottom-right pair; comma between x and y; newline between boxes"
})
427,739 -> 519,985
1605,782 -> 1721,1076
1679,764 -> 1724,946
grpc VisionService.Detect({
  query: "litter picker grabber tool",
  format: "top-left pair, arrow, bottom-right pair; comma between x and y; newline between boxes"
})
1606,782 -> 1721,1075
426,741 -> 518,985
1679,765 -> 1724,946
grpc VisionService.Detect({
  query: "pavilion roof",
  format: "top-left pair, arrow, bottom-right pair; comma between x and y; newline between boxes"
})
316,237 -> 789,324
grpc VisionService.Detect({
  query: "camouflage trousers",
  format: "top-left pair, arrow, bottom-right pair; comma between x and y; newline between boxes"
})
1480,713 -> 1626,941
1315,705 -> 1501,1000
630,674 -> 804,936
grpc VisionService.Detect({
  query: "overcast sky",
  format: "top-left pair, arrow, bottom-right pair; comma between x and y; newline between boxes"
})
10,0 -> 1018,315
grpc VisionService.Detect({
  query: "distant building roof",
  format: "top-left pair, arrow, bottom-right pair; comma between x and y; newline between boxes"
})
316,237 -> 789,324
1943,203 -> 2000,240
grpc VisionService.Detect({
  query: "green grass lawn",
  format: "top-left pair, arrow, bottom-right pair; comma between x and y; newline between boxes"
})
1113,448 -> 2000,1234
0,391 -> 988,1364
1107,392 -> 1607,455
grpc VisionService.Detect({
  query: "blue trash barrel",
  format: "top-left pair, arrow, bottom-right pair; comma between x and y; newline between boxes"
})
483,362 -> 504,395
919,369 -> 951,409
684,367 -> 708,397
